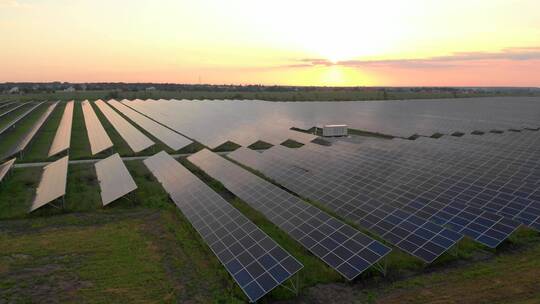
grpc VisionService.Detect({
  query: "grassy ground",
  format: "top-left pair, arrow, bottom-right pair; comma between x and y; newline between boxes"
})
0,210 -> 228,303
373,242 -> 540,304
364,229 -> 540,304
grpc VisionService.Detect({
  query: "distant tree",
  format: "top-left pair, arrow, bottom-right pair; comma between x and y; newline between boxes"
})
106,90 -> 119,99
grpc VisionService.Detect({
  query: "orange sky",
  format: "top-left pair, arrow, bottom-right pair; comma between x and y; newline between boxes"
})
1,0 -> 539,86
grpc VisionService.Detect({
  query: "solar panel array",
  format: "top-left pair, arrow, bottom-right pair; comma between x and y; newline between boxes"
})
81,100 -> 113,155
0,101 -> 16,110
94,99 -> 154,153
230,129 -> 540,255
48,101 -> 74,157
1,102 -> 58,161
0,158 -> 16,183
266,143 -> 521,247
124,99 -> 317,149
95,153 -> 137,206
229,147 -> 464,262
0,97 -> 537,295
108,99 -> 192,150
119,98 -> 539,147
188,149 -> 391,280
332,132 -> 540,230
0,102 -> 43,135
144,151 -> 303,302
30,155 -> 68,212
0,103 -> 24,119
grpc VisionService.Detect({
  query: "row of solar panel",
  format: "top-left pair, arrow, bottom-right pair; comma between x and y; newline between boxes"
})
1,98 -> 539,157
332,132 -> 540,229
0,100 -> 194,163
1,100 -> 327,168
227,131 -> 538,264
0,101 -> 72,161
28,153 -> 138,212
4,149 -> 386,301
2,148 -> 393,302
123,98 -> 540,144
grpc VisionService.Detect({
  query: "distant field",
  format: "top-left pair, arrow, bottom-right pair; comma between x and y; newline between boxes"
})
1,89 -> 538,103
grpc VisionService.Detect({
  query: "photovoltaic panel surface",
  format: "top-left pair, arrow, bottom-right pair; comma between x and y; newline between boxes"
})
94,99 -> 154,153
302,143 -> 521,247
123,99 -> 317,148
143,151 -> 303,302
0,103 -> 24,119
0,158 -> 16,183
332,134 -> 540,231
1,102 -> 58,160
188,149 -> 391,280
108,99 -> 192,150
30,155 -> 68,212
95,153 -> 137,206
0,101 -> 16,110
81,100 -> 113,155
0,102 -> 43,135
48,101 -> 74,157
122,97 -> 539,146
229,147 -> 463,262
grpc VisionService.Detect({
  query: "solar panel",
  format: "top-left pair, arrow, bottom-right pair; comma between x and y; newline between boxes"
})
295,143 -> 522,248
119,97 -> 540,147
30,155 -> 68,212
143,151 -> 303,302
286,130 -> 317,144
1,102 -> 58,161
48,101 -> 74,157
0,102 -> 43,135
0,158 -> 16,183
123,99 -> 318,149
188,149 -> 391,280
94,100 -> 154,153
0,101 -> 16,110
0,103 -> 24,119
332,135 -> 540,231
81,100 -> 113,155
108,99 -> 192,150
229,147 -> 463,263
95,153 -> 137,206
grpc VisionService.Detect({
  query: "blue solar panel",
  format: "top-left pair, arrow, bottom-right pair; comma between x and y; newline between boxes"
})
229,147 -> 462,263
144,151 -> 302,302
188,149 -> 391,279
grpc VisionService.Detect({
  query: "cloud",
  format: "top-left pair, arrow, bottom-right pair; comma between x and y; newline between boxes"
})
287,47 -> 540,69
